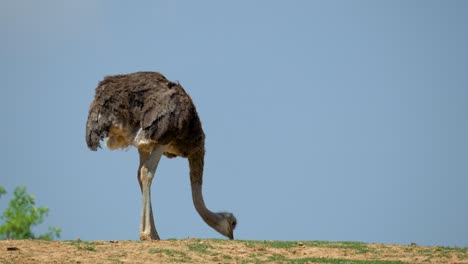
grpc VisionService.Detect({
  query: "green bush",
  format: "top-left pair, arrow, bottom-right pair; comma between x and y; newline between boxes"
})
0,186 -> 61,240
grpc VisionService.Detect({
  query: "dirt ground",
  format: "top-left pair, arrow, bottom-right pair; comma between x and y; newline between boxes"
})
0,239 -> 466,264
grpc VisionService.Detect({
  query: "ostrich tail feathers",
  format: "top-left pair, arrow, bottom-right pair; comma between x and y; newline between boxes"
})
85,102 -> 110,151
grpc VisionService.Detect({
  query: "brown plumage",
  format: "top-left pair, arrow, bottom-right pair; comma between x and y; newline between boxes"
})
86,72 -> 202,156
85,72 -> 236,240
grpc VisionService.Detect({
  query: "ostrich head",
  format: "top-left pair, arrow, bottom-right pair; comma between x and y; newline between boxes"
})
214,212 -> 237,239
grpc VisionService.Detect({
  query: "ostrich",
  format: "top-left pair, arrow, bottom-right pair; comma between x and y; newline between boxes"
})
85,71 -> 236,240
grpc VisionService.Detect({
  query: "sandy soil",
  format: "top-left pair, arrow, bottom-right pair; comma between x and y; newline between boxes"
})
0,239 -> 466,264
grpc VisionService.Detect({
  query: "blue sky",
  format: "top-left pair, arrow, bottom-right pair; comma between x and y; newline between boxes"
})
1,1 -> 467,247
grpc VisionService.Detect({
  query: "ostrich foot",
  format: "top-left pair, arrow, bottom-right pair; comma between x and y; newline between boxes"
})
139,232 -> 160,241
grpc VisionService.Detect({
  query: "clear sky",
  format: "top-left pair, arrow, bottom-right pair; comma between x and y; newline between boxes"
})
1,1 -> 467,247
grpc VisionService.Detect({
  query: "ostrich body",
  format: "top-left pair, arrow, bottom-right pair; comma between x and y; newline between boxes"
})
85,72 -> 236,240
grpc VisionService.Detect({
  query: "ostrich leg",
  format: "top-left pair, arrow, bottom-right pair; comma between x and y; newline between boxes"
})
138,146 -> 164,240
137,149 -> 158,239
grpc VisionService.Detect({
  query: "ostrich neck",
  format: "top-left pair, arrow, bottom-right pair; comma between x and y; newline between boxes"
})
189,150 -> 222,229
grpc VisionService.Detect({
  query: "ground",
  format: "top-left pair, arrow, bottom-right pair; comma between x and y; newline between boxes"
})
0,239 -> 467,264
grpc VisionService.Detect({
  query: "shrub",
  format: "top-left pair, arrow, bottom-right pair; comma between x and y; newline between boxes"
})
0,186 -> 60,240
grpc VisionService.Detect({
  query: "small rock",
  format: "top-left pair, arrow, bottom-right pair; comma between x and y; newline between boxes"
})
7,247 -> 19,251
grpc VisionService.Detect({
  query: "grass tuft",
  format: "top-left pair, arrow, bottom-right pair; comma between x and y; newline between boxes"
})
149,248 -> 187,257
187,241 -> 214,254
149,248 -> 190,262
266,254 -> 410,264
65,240 -> 99,252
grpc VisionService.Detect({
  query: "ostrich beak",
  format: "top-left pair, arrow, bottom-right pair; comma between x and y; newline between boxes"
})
228,231 -> 234,240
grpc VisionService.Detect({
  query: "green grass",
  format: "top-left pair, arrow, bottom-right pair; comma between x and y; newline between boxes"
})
223,254 -> 233,259
434,245 -> 468,255
107,252 -> 126,264
320,241 -> 372,254
61,239 -> 466,264
149,248 -> 187,257
149,248 -> 190,263
187,241 -> 214,254
242,240 -> 372,254
400,244 -> 468,261
65,240 -> 101,252
425,246 -> 467,260
267,256 -> 409,264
